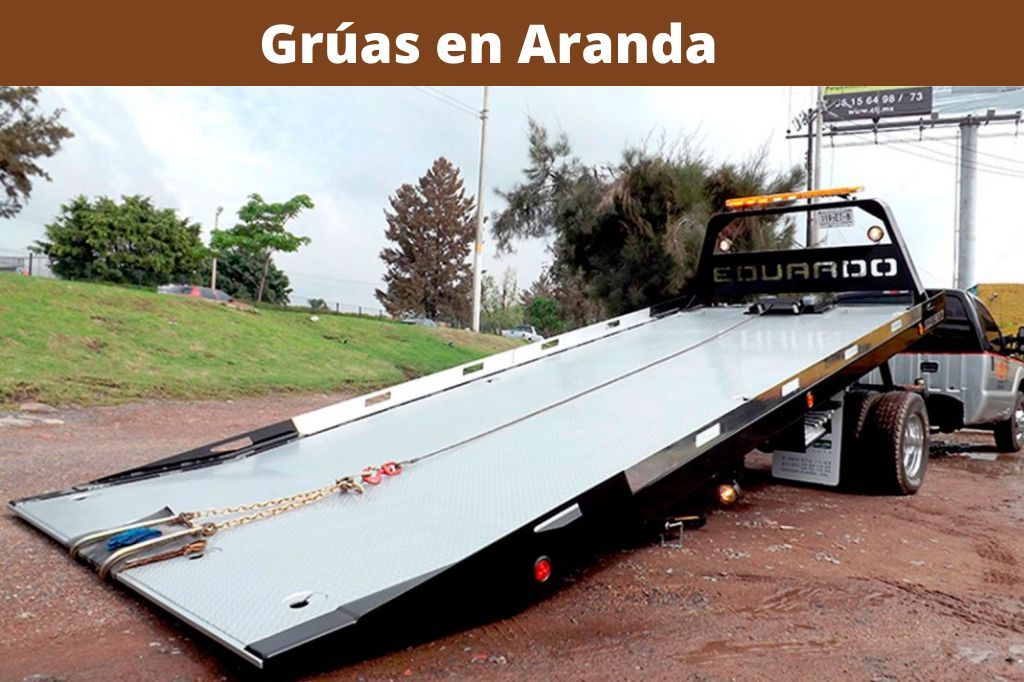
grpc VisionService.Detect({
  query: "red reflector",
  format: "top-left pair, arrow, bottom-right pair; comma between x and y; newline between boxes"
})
806,392 -> 815,409
533,556 -> 552,583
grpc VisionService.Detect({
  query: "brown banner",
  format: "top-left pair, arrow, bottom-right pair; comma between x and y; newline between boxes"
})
3,1 -> 1020,85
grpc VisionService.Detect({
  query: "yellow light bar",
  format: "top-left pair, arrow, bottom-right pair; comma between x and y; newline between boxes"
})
725,185 -> 864,210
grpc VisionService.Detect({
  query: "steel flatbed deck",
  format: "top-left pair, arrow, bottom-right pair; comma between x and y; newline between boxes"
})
9,193 -> 945,668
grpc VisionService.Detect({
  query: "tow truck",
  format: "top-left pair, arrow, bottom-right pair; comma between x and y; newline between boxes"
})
870,288 -> 1024,451
9,187 -> 945,670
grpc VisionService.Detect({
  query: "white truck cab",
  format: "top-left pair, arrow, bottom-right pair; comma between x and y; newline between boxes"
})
882,289 -> 1024,451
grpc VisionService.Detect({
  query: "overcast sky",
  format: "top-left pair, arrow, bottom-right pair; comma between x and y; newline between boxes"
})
4,86 -> 1024,309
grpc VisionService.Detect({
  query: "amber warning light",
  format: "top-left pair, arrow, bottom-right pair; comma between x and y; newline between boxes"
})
725,186 -> 864,210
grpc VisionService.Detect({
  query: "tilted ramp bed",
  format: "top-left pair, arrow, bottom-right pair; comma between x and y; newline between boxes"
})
9,195 -> 945,667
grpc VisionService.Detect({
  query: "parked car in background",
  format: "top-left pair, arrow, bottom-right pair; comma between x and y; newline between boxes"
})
158,284 -> 233,302
501,324 -> 544,342
400,316 -> 437,328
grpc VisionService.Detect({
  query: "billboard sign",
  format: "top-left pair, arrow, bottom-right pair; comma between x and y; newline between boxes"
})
822,86 -> 932,122
932,86 -> 1024,116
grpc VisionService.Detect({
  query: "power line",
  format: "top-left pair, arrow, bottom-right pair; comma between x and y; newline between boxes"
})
893,138 -> 1024,175
825,132 -> 1022,149
412,86 -> 479,118
422,86 -> 479,113
929,135 -> 1024,166
900,143 -> 1024,177
844,133 -> 1024,180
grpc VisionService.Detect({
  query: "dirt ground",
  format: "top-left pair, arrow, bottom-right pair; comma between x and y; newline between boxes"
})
1,394 -> 1023,681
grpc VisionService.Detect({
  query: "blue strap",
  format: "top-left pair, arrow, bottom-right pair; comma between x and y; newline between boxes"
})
106,527 -> 162,551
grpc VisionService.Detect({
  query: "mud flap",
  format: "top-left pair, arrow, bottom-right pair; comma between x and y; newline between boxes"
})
772,395 -> 844,486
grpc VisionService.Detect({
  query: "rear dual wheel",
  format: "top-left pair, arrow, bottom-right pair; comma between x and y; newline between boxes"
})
842,390 -> 928,495
861,391 -> 929,495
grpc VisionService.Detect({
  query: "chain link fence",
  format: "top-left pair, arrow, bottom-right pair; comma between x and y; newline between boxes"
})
284,293 -> 390,318
0,252 -> 54,278
0,247 -> 389,318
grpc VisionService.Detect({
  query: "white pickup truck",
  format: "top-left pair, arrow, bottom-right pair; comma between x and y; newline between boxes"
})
880,289 -> 1024,451
501,324 -> 545,343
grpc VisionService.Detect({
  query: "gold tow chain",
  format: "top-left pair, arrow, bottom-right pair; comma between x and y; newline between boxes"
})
180,475 -> 367,531
90,468 -> 397,578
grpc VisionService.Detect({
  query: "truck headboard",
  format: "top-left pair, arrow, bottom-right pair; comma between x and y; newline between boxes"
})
693,198 -> 927,304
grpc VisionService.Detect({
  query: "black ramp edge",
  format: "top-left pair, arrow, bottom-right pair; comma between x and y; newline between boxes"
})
9,419 -> 299,508
246,567 -> 449,660
89,419 -> 299,485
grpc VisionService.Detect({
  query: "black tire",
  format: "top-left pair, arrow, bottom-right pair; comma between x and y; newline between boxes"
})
994,392 -> 1024,453
862,391 -> 929,495
839,389 -> 881,488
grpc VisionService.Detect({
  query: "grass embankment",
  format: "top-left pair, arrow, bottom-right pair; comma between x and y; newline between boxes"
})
0,274 -> 517,407
977,283 -> 1024,333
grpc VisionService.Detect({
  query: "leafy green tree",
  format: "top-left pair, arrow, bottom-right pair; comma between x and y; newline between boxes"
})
522,265 -> 603,331
480,267 -> 524,332
0,86 -> 74,219
34,195 -> 207,286
211,193 -> 313,303
200,247 -> 292,304
525,296 -> 563,337
494,120 -> 804,317
376,158 -> 476,325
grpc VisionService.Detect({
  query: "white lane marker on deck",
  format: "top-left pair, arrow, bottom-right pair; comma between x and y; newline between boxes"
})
534,503 -> 583,533
782,378 -> 800,396
844,345 -> 858,360
695,423 -> 721,448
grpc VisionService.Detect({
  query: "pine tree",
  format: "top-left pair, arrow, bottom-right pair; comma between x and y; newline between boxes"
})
0,86 -> 74,219
493,120 -> 805,318
376,158 -> 476,325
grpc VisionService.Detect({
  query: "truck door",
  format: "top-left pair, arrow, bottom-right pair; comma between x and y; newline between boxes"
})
972,296 -> 1015,419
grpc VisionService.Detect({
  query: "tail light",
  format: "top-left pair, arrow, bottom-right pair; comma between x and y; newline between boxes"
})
533,556 -> 552,583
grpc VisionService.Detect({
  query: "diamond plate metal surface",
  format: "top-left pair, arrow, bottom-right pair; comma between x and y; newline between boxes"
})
13,304 -> 907,651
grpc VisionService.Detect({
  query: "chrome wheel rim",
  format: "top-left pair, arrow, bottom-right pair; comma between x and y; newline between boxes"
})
902,413 -> 925,478
1014,401 -> 1024,444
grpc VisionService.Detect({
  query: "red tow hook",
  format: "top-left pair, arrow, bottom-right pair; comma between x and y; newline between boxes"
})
381,461 -> 403,476
361,467 -> 382,485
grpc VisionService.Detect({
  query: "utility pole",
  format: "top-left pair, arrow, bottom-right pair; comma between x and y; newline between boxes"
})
470,86 -> 490,333
957,119 -> 979,290
787,108 -> 1022,288
211,206 -> 223,290
814,87 -> 823,192
806,86 -> 825,248
805,106 -> 816,248
952,128 -> 961,287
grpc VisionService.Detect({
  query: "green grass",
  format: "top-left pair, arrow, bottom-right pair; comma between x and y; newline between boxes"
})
0,274 -> 518,407
978,283 -> 1024,334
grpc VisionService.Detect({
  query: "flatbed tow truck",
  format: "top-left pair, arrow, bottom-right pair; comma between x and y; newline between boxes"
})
9,188 -> 946,670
